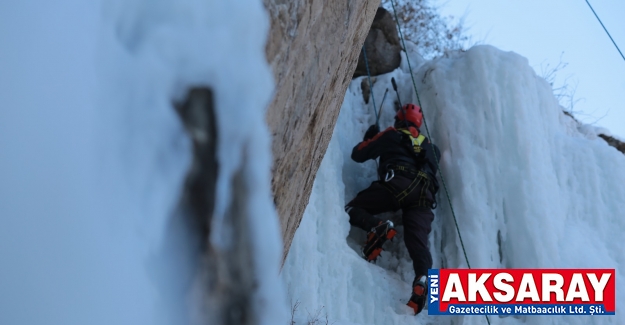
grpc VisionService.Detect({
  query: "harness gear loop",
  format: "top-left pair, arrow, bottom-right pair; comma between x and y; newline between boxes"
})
379,169 -> 433,208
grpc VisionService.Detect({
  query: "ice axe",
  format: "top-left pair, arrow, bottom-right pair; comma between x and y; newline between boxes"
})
391,77 -> 409,128
375,88 -> 389,128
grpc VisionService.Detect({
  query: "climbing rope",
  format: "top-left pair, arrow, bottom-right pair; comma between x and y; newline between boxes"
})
584,0 -> 625,62
389,1 -> 490,324
362,46 -> 379,124
362,45 -> 383,178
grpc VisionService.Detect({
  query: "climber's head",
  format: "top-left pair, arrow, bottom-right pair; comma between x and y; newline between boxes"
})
395,103 -> 423,128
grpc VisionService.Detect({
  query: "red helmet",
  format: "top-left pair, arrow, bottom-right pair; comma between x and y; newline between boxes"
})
395,103 -> 423,128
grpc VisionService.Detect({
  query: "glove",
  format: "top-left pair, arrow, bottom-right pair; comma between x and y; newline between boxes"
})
364,124 -> 380,140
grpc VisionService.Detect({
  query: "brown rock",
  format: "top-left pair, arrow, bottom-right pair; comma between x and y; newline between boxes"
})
360,76 -> 377,104
263,0 -> 381,264
565,111 -> 625,155
599,134 -> 625,155
353,7 -> 402,78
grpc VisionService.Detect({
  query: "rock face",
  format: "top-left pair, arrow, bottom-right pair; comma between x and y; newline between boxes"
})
565,111 -> 625,155
352,7 -> 401,78
263,0 -> 381,263
599,134 -> 625,155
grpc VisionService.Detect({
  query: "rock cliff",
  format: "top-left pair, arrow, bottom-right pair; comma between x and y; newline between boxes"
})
263,0 -> 381,263
352,7 -> 401,79
599,134 -> 625,155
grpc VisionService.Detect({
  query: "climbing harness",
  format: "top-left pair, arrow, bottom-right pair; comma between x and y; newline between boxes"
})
380,166 -> 432,208
389,0 -> 490,323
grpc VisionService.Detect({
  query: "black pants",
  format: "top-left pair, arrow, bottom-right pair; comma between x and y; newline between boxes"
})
346,175 -> 434,277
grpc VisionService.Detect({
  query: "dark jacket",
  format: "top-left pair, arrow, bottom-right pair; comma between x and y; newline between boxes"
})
351,126 -> 440,190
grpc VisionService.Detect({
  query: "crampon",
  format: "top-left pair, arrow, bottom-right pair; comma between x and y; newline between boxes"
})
362,220 -> 396,262
407,275 -> 427,315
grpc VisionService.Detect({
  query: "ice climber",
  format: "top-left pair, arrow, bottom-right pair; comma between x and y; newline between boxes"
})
345,103 -> 440,315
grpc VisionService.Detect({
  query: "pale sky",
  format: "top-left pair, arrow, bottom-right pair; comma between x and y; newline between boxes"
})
438,0 -> 625,138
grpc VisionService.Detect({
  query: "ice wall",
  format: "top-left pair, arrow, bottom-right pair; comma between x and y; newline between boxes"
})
283,44 -> 625,325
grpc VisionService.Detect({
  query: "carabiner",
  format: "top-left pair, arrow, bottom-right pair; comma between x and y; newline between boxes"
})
384,169 -> 395,182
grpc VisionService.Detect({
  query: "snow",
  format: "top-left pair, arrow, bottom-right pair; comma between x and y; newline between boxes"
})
1,1 -> 285,324
283,45 -> 625,324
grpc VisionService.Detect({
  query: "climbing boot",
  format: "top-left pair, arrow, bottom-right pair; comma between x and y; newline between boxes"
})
407,275 -> 427,315
362,220 -> 396,262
